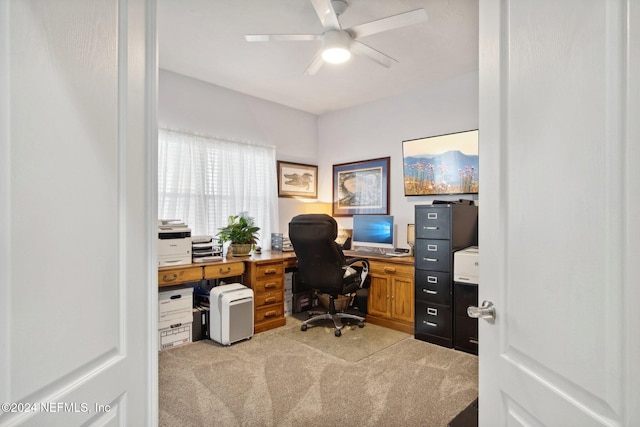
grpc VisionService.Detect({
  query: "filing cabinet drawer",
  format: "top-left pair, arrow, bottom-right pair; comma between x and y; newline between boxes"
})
415,239 -> 451,272
255,304 -> 284,323
415,270 -> 451,305
158,266 -> 202,287
415,207 -> 450,239
255,290 -> 283,307
203,261 -> 244,280
415,301 -> 452,339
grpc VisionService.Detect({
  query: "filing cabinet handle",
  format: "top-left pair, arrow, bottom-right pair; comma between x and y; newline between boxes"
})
425,226 -> 439,230
383,266 -> 396,273
264,282 -> 277,289
424,321 -> 438,327
469,339 -> 479,344
162,273 -> 177,282
218,267 -> 231,274
264,268 -> 277,275
265,296 -> 276,304
424,258 -> 439,262
264,310 -> 277,318
423,289 -> 438,295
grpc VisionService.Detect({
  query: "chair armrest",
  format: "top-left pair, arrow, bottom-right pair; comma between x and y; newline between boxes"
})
344,258 -> 370,286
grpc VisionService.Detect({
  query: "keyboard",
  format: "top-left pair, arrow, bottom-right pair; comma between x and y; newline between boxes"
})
386,252 -> 411,257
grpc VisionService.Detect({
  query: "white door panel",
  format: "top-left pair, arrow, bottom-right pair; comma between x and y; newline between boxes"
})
479,0 -> 639,425
0,0 -> 157,425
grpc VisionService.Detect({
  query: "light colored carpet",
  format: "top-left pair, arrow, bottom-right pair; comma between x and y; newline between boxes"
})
277,316 -> 410,362
159,316 -> 478,427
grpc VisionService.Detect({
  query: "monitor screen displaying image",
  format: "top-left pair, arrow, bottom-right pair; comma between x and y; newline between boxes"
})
352,215 -> 395,249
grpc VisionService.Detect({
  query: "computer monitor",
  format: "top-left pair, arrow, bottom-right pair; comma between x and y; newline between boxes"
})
352,215 -> 395,250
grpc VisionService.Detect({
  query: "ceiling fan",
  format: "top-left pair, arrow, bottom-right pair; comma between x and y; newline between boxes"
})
244,0 -> 428,75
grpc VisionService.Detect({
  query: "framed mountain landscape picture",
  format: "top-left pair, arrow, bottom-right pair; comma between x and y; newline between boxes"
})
402,129 -> 479,196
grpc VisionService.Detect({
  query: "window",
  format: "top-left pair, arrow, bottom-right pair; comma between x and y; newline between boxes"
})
158,128 -> 278,247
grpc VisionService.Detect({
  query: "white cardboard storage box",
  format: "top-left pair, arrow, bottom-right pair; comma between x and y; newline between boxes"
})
159,287 -> 193,330
158,323 -> 192,351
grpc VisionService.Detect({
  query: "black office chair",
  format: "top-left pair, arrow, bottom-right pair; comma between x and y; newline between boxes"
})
289,214 -> 369,337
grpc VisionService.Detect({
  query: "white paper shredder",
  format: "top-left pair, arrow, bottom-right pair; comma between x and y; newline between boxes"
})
209,283 -> 254,345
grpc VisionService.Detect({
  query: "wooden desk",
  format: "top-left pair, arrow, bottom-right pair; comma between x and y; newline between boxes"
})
243,251 -> 415,335
158,252 -> 414,336
158,259 -> 245,287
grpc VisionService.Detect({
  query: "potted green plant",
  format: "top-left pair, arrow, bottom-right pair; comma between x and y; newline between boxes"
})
217,212 -> 260,257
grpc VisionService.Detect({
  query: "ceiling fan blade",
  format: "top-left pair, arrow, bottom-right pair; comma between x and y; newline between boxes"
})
349,9 -> 428,39
304,51 -> 325,75
310,0 -> 341,29
245,34 -> 321,42
351,40 -> 398,68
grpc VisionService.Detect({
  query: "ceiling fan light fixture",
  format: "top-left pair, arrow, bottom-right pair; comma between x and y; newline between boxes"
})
321,29 -> 351,64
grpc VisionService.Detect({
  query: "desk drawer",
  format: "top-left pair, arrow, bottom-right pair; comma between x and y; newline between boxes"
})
254,278 -> 284,293
369,261 -> 413,277
255,290 -> 283,307
158,266 -> 202,287
255,304 -> 284,323
204,262 -> 244,279
256,263 -> 284,279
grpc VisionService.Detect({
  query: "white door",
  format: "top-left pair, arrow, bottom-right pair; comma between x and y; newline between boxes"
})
478,0 -> 640,425
0,1 -> 157,425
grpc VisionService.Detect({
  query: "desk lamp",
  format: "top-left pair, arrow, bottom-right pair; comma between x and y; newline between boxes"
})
407,224 -> 415,256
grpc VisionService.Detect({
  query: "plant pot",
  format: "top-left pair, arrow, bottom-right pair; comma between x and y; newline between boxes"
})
231,243 -> 252,257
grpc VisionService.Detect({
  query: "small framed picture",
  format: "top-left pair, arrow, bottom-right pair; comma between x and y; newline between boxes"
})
277,161 -> 318,198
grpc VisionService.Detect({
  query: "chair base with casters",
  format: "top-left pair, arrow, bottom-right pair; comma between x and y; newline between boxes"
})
300,294 -> 365,337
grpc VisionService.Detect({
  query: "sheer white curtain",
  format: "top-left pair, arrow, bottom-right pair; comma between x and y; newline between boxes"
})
158,128 -> 279,248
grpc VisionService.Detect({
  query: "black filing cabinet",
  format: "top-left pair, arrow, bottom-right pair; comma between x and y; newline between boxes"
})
454,282 -> 478,354
414,204 -> 477,347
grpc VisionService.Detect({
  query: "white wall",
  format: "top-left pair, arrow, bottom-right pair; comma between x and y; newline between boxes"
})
159,69 -> 478,246
318,71 -> 479,247
159,69 -> 319,235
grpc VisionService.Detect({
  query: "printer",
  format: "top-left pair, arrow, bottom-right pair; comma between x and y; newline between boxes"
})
453,246 -> 479,284
158,219 -> 192,267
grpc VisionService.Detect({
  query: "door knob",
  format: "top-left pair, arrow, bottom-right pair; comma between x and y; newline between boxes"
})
467,300 -> 496,322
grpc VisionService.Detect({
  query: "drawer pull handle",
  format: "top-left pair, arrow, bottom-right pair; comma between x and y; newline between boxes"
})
427,244 -> 438,251
426,226 -> 439,230
469,339 -> 479,344
427,307 -> 438,316
427,276 -> 438,283
424,321 -> 438,327
264,268 -> 277,275
383,267 -> 396,273
424,289 -> 438,295
264,282 -> 277,289
264,297 -> 276,304
425,258 -> 438,262
427,213 -> 438,219
218,267 -> 231,274
162,273 -> 178,282
264,310 -> 277,318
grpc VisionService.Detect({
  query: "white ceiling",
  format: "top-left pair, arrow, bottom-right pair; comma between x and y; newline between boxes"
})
158,0 -> 479,115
